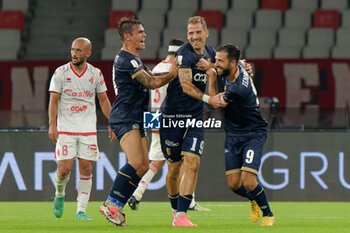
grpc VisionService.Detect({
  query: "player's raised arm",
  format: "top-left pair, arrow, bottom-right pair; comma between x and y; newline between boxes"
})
135,60 -> 178,90
206,68 -> 218,96
241,59 -> 254,77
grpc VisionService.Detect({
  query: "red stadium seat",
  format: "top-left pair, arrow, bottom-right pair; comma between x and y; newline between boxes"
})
262,0 -> 289,12
313,10 -> 340,30
197,10 -> 224,31
0,11 -> 24,31
108,10 -> 135,28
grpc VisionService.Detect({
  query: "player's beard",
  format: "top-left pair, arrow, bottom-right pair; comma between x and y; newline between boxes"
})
218,66 -> 231,77
72,57 -> 85,67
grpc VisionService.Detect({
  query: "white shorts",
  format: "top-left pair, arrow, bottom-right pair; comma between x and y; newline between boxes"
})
149,132 -> 165,161
55,134 -> 100,161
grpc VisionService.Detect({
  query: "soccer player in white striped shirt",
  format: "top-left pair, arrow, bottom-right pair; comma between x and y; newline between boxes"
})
48,37 -> 113,220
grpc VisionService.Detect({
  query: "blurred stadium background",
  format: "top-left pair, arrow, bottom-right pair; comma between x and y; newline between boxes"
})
1,0 -> 350,202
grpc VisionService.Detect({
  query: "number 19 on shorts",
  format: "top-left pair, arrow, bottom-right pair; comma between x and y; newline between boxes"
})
190,138 -> 205,155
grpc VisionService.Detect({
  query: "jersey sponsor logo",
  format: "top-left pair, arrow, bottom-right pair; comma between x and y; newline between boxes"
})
130,60 -> 140,68
143,111 -> 161,129
193,73 -> 207,83
70,105 -> 87,112
88,144 -> 97,150
64,89 -> 94,98
89,76 -> 94,85
165,140 -> 179,147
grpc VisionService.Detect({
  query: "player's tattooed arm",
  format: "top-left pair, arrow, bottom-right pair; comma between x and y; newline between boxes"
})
135,61 -> 178,89
178,68 -> 206,101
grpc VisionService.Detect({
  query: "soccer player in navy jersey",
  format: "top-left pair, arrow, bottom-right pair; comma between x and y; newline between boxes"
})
159,16 -> 217,227
99,17 -> 178,226
209,44 -> 275,226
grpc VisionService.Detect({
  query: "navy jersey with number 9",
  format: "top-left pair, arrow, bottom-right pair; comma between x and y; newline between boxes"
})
222,63 -> 267,135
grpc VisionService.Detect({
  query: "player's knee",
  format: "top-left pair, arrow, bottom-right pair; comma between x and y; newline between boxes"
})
167,163 -> 181,178
183,158 -> 200,174
242,180 -> 257,192
79,164 -> 93,176
228,181 -> 241,191
241,172 -> 258,191
57,167 -> 71,179
151,161 -> 165,171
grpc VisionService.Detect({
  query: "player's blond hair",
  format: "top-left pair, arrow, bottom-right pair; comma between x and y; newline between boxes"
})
188,16 -> 207,30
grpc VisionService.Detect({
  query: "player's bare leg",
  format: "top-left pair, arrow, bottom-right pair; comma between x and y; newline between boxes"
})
227,171 -> 259,222
76,158 -> 94,220
172,155 -> 199,227
241,171 -> 275,226
101,130 -> 148,226
53,158 -> 74,218
129,160 -> 165,210
166,161 -> 181,218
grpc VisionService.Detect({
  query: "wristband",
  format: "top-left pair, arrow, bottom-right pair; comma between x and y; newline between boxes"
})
202,94 -> 210,104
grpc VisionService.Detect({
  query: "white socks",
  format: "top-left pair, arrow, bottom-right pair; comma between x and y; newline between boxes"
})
55,172 -> 70,198
133,165 -> 158,201
189,192 -> 196,208
76,174 -> 92,213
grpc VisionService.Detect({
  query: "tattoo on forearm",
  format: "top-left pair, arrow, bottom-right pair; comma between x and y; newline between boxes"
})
136,71 -> 156,89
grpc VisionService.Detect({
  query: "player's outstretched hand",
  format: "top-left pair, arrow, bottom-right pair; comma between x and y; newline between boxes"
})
196,58 -> 212,71
109,128 -> 117,142
209,92 -> 228,109
48,126 -> 58,144
242,59 -> 254,78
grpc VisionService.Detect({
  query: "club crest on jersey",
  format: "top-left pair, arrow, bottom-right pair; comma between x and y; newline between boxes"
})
177,56 -> 183,66
66,78 -> 71,83
130,60 -> 140,69
89,77 -> 93,85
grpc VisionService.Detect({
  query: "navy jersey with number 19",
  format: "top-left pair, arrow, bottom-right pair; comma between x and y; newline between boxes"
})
161,42 -> 216,117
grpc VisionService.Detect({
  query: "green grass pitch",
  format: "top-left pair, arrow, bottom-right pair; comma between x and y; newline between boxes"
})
1,202 -> 349,233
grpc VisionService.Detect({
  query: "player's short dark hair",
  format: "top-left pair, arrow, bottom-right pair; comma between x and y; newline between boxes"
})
216,44 -> 240,63
118,17 -> 143,42
167,38 -> 184,55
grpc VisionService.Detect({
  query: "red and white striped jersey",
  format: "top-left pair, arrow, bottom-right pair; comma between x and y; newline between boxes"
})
49,62 -> 107,135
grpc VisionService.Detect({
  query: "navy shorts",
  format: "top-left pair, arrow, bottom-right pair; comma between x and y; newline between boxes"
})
225,133 -> 267,175
159,126 -> 204,163
110,122 -> 147,141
